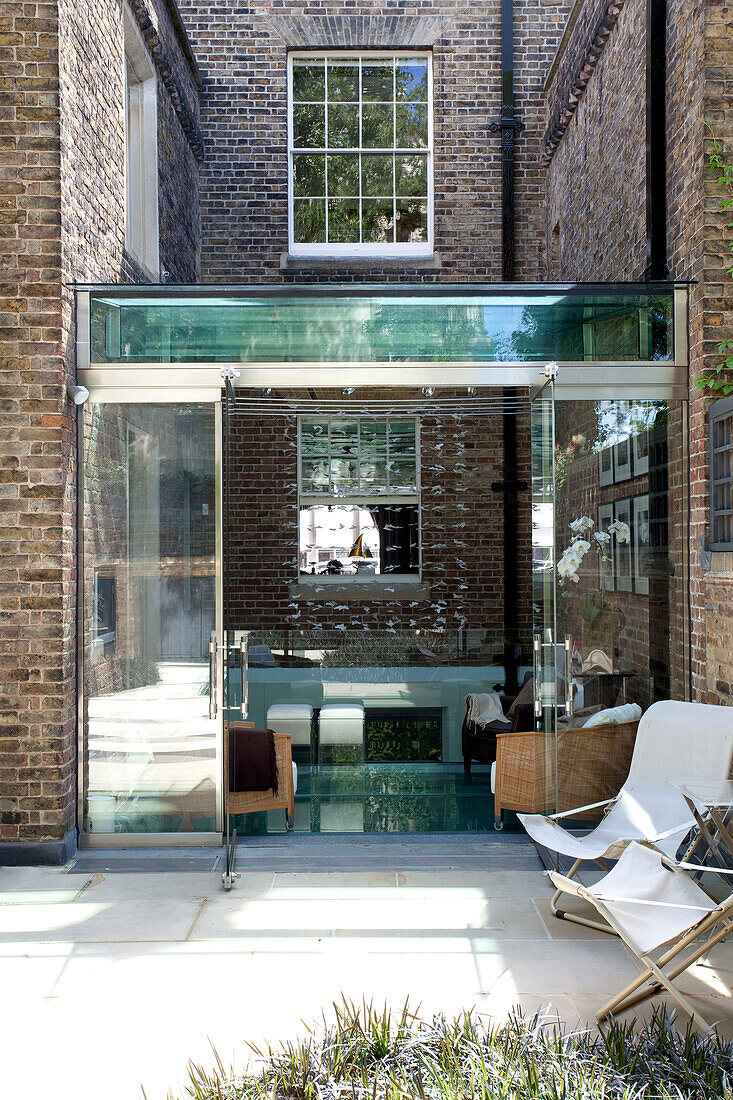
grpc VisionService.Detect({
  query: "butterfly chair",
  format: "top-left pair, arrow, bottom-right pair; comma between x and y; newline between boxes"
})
519,700 -> 733,933
549,842 -> 733,1031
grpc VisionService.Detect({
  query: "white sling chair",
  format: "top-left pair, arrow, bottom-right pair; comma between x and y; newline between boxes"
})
519,701 -> 733,933
549,842 -> 733,1030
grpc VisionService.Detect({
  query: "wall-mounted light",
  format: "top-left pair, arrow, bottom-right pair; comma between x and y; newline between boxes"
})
261,387 -> 272,396
467,386 -> 477,396
67,383 -> 90,405
422,386 -> 435,397
342,387 -> 355,396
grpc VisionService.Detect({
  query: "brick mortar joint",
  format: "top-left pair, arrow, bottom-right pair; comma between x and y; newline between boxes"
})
127,0 -> 204,163
541,0 -> 627,167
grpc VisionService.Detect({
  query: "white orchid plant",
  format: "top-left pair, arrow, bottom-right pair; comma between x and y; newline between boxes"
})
557,514 -> 630,585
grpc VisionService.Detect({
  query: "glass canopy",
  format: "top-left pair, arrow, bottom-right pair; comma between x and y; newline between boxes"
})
87,285 -> 677,365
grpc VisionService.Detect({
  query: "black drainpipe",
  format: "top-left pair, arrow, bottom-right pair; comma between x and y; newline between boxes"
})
644,0 -> 667,279
490,0 -> 525,695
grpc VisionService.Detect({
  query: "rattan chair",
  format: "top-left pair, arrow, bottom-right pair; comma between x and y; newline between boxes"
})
493,719 -> 638,829
228,724 -> 296,829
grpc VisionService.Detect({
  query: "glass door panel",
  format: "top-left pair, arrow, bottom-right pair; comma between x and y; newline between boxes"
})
81,401 -> 221,838
530,376 -> 559,819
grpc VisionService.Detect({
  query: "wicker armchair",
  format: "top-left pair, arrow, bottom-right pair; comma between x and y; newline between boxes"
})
493,719 -> 638,830
227,724 -> 296,829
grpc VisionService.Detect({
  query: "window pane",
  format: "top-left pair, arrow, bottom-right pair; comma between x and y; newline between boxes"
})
396,103 -> 428,148
361,419 -> 387,445
389,459 -> 417,490
293,103 -> 325,147
362,104 -> 394,148
328,199 -> 359,243
396,199 -> 428,243
331,457 -> 359,491
327,154 -> 359,196
294,198 -> 326,243
395,154 -> 427,196
300,420 -> 329,454
328,103 -> 359,148
361,154 -> 393,196
293,59 -> 325,102
293,154 -> 325,197
360,458 -> 387,490
362,61 -> 394,101
327,59 -> 359,102
330,420 -> 358,450
362,198 -> 394,243
395,59 -> 428,102
389,421 -> 416,454
301,458 -> 330,492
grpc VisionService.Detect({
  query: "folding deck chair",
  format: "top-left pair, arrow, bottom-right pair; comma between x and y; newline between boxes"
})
548,842 -> 733,1030
519,701 -> 733,933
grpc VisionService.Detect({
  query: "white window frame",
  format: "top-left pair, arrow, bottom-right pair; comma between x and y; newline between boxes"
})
287,51 -> 434,258
297,415 -> 422,583
123,5 -> 159,279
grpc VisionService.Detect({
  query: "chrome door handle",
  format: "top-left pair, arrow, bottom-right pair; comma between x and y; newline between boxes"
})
240,634 -> 249,718
208,630 -> 218,720
533,634 -> 542,718
564,635 -> 573,716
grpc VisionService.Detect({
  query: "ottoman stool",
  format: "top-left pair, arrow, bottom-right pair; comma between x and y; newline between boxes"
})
318,702 -> 365,764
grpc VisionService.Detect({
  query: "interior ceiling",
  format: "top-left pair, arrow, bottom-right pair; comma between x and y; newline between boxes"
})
227,386 -> 532,417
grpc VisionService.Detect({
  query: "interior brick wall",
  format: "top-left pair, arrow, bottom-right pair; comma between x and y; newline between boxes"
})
176,0 -> 570,284
226,394 -> 533,662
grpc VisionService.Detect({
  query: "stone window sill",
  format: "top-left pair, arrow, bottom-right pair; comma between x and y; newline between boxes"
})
707,551 -> 733,575
280,252 -> 441,273
289,581 -> 431,602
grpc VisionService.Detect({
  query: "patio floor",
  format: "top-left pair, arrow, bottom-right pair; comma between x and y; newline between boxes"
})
2,841 -> 733,1100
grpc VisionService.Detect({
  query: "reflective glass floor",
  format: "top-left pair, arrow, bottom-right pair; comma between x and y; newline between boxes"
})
232,764 -> 522,835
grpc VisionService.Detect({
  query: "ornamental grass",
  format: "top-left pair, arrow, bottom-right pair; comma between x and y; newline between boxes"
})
177,999 -> 733,1100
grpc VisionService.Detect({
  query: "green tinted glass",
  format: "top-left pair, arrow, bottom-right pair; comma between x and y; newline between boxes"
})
328,199 -> 359,243
89,292 -> 676,364
294,198 -> 326,243
327,154 -> 359,196
362,154 -> 393,196
362,104 -> 394,148
293,155 -> 325,197
293,103 -> 325,147
327,59 -> 359,101
328,104 -> 359,148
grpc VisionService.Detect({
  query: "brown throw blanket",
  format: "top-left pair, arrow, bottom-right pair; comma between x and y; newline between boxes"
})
228,724 -> 278,793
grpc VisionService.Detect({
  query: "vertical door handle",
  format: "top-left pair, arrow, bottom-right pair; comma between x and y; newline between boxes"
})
533,634 -> 542,718
208,630 -> 218,720
240,633 -> 249,718
564,635 -> 573,716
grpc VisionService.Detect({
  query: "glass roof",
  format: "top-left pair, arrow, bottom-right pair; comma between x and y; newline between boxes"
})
86,286 -> 677,365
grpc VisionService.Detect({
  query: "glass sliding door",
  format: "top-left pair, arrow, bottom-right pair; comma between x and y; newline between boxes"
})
80,401 -> 222,841
529,376 -> 560,823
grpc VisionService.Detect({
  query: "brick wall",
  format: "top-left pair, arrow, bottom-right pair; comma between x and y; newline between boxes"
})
177,0 -> 570,284
543,0 -> 733,704
226,392 -> 533,660
0,0 -> 201,858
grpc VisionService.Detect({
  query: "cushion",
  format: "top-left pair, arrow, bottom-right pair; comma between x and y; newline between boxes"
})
582,702 -> 642,728
508,675 -> 535,717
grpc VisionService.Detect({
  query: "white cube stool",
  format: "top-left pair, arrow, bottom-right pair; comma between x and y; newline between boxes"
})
318,703 -> 365,748
266,703 -> 313,747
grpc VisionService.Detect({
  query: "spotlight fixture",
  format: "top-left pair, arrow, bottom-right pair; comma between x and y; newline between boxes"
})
341,387 -> 355,396
467,386 -> 477,396
66,383 -> 90,405
422,386 -> 435,397
261,387 -> 272,396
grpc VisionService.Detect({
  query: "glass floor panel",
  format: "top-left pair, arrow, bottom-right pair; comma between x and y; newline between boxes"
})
232,763 -> 522,835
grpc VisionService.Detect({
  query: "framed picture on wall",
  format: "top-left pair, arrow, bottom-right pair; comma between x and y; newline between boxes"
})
633,494 -> 650,595
597,502 -> 614,591
614,497 -> 633,592
632,430 -> 649,477
598,446 -> 614,487
614,436 -> 632,482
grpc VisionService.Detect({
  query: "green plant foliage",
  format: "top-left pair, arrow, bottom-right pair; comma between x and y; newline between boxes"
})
178,999 -> 733,1100
696,132 -> 733,396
